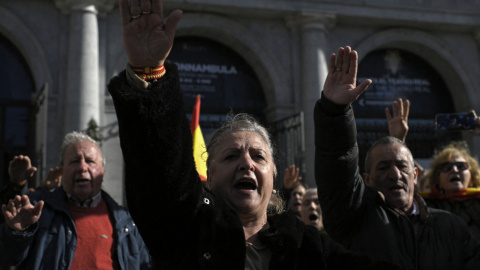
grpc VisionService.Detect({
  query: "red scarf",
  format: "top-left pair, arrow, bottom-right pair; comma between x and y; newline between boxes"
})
421,187 -> 480,201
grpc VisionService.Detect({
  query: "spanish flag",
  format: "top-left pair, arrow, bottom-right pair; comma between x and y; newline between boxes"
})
191,95 -> 208,181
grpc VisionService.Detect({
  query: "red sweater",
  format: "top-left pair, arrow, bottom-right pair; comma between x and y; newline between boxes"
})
68,198 -> 120,269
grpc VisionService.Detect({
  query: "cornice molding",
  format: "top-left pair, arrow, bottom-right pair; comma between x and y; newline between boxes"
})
54,0 -> 116,13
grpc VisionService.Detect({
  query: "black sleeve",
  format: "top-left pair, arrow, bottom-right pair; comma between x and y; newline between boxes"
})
108,62 -> 203,261
314,93 -> 366,236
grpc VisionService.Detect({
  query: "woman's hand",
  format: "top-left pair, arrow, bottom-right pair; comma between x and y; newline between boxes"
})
120,0 -> 183,67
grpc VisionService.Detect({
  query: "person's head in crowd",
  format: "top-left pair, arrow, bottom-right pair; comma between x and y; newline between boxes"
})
300,188 -> 323,231
363,136 -> 418,214
289,182 -> 306,214
417,174 -> 430,192
206,113 -> 283,220
426,141 -> 480,194
60,131 -> 105,203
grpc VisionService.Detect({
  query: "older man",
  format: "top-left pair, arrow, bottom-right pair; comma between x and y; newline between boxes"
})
0,132 -> 151,269
315,46 -> 480,269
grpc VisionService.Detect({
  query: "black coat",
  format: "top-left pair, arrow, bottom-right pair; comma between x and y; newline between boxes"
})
314,94 -> 480,270
108,63 -> 396,270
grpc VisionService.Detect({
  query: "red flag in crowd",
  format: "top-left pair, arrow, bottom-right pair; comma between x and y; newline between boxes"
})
191,95 -> 208,181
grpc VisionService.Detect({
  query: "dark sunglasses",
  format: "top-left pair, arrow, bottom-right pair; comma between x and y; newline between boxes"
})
439,162 -> 469,172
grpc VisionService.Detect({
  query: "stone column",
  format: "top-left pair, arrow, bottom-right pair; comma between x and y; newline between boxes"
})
287,11 -> 336,188
55,0 -> 114,134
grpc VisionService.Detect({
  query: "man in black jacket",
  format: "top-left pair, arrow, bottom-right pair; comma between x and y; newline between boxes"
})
315,46 -> 480,269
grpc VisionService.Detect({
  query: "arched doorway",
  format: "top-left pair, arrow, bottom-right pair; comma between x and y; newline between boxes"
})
0,34 -> 36,188
354,49 -> 458,173
169,36 -> 267,142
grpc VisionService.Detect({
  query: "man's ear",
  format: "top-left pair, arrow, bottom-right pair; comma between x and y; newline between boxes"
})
363,173 -> 372,187
413,166 -> 418,186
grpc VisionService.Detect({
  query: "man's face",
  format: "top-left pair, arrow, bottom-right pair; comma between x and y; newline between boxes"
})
62,141 -> 104,202
289,184 -> 306,214
300,190 -> 323,231
364,143 -> 417,214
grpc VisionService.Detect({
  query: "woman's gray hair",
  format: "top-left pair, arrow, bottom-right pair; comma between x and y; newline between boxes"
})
206,113 -> 277,176
60,131 -> 105,167
304,187 -> 318,197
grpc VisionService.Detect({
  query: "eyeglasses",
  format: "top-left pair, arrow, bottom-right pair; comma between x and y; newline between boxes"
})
439,162 -> 469,172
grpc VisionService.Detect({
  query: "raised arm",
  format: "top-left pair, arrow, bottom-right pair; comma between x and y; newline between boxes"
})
110,0 -> 204,263
314,46 -> 371,237
385,98 -> 410,142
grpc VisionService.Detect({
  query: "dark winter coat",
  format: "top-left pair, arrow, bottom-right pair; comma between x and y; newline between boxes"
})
423,192 -> 480,241
107,62 -> 397,270
314,94 -> 480,270
0,188 -> 151,269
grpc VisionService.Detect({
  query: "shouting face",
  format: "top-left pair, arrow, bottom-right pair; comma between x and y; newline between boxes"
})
207,131 -> 275,219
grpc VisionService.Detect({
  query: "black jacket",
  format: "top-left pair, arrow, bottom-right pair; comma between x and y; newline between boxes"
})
314,94 -> 480,270
108,63 -> 396,270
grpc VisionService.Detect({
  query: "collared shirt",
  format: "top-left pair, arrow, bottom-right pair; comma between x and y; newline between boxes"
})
66,192 -> 102,208
410,199 -> 419,216
409,199 -> 420,235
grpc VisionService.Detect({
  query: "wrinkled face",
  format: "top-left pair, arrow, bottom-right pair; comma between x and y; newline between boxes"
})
300,191 -> 323,231
289,184 -> 306,214
364,143 -> 417,214
207,131 -> 275,218
438,156 -> 471,194
62,141 -> 104,203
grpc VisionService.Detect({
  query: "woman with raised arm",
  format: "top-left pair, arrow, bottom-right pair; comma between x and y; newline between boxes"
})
108,0 -> 399,269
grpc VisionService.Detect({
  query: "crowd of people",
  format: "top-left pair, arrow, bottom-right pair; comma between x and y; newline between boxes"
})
1,0 -> 480,269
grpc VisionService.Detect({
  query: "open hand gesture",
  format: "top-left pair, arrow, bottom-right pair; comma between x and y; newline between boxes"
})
322,46 -> 372,105
2,195 -> 44,232
283,164 -> 302,190
120,0 -> 183,68
9,155 -> 37,185
385,98 -> 410,142
44,167 -> 62,190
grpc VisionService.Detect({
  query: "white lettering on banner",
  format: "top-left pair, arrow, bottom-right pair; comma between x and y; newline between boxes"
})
176,62 -> 238,74
358,77 -> 431,94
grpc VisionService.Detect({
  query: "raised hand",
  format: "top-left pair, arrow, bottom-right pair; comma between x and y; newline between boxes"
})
385,98 -> 410,142
120,0 -> 183,68
322,46 -> 372,105
44,167 -> 62,190
8,155 -> 37,185
2,195 -> 44,232
283,164 -> 302,190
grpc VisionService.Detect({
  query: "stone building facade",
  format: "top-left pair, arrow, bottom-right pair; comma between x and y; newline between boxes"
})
1,0 -> 480,203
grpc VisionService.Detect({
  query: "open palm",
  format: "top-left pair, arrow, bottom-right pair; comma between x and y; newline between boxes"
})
120,0 -> 182,67
322,46 -> 371,105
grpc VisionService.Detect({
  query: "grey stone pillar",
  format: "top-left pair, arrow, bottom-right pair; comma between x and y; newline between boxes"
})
55,0 -> 114,134
287,11 -> 335,188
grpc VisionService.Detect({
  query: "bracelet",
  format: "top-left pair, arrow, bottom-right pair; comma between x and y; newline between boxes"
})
131,65 -> 166,81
